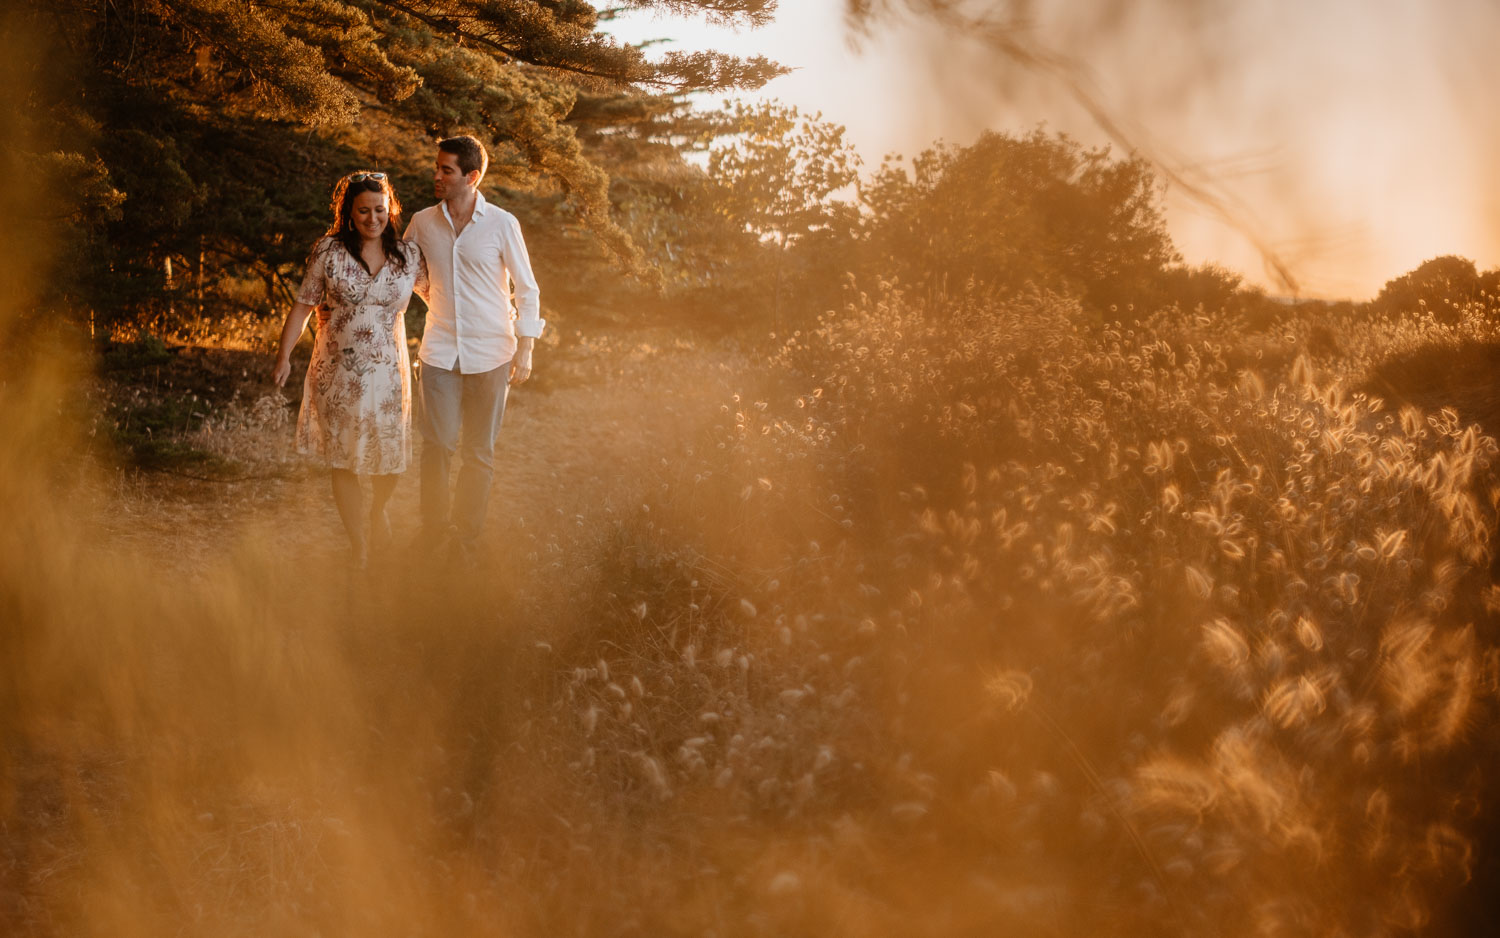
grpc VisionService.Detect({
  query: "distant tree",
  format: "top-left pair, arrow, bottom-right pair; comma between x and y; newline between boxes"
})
843,0 -> 1302,297
1482,268 -> 1500,301
703,101 -> 861,324
1153,264 -> 1243,311
707,102 -> 861,253
860,129 -> 1179,314
1374,255 -> 1486,320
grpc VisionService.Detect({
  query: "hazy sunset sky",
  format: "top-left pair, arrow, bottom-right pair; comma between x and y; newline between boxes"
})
606,0 -> 1500,300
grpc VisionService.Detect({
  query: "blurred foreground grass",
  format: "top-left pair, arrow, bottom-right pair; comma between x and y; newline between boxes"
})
9,280 -> 1500,936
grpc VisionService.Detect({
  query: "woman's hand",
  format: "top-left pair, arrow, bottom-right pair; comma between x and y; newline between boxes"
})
273,301 -> 316,388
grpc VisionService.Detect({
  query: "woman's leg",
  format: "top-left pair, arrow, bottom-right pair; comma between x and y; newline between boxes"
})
369,472 -> 398,551
330,468 -> 366,563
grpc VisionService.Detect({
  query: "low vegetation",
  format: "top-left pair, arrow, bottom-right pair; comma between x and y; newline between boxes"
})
7,284 -> 1500,935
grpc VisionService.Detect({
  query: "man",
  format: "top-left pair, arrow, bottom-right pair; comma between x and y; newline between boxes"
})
406,134 -> 543,561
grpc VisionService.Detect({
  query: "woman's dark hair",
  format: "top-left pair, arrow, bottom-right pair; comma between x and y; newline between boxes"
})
324,172 -> 407,274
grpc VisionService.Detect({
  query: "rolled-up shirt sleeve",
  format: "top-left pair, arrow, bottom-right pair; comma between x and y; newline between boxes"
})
500,215 -> 544,339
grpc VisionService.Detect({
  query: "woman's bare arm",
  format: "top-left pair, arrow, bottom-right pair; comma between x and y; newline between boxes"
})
271,301 -> 316,387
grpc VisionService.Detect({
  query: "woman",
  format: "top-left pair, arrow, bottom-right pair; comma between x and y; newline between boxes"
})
272,172 -> 425,566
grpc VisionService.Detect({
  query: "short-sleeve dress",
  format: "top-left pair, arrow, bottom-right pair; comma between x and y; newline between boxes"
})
292,237 -> 425,474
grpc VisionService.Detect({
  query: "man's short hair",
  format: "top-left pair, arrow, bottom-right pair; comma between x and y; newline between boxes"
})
438,135 -> 489,182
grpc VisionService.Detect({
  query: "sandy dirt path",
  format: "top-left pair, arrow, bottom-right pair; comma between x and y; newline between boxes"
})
83,327 -> 751,577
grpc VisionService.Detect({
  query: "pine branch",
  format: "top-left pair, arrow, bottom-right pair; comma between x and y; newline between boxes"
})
371,0 -> 781,91
615,0 -> 777,28
146,0 -> 362,125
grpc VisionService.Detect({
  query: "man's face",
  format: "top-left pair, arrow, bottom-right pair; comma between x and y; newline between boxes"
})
434,151 -> 474,201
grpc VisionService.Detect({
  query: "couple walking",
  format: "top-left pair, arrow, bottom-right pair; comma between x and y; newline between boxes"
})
271,135 -> 542,567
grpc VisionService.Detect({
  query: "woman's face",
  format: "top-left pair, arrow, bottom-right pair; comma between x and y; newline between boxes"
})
350,189 -> 389,241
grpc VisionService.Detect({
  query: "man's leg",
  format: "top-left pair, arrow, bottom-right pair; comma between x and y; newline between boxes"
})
452,361 -> 511,549
417,360 -> 464,540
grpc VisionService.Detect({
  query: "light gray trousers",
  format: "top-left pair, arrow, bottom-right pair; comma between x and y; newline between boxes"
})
416,358 -> 510,546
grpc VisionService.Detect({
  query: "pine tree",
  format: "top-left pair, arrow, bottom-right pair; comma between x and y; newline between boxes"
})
15,0 -> 786,324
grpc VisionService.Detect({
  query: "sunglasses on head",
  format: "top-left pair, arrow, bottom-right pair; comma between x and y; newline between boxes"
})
347,172 -> 386,183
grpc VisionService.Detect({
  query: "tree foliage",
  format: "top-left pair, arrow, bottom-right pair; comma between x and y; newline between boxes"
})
707,101 -> 860,252
577,101 -> 862,324
15,0 -> 786,326
1375,255 -> 1500,320
625,113 -> 1230,327
697,102 -> 860,322
860,129 -> 1179,313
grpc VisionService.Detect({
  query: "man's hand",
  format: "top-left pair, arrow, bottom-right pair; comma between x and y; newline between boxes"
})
510,339 -> 535,385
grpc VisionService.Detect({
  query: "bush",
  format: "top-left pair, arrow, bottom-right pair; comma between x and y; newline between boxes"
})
557,279 -> 1500,934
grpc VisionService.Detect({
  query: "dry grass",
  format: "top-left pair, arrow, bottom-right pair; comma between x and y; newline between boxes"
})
8,276 -> 1500,935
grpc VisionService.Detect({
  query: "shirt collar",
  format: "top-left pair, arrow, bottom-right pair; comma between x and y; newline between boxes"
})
440,191 -> 489,226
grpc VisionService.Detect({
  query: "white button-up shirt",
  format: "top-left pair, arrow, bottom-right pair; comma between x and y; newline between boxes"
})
405,192 -> 544,374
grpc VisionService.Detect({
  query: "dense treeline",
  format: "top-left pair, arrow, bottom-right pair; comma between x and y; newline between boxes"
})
14,2 -> 1500,342
15,0 -> 782,331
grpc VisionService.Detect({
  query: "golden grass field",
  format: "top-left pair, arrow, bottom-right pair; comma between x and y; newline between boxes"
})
6,279 -> 1500,936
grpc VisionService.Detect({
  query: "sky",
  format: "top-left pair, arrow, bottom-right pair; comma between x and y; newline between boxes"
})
604,0 -> 1500,300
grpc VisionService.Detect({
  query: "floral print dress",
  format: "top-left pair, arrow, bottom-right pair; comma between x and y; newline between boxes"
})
293,237 -> 424,474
